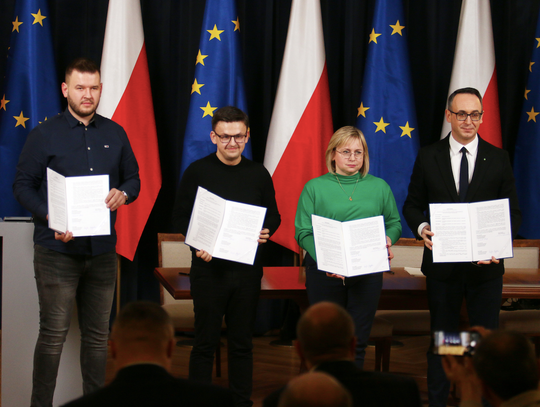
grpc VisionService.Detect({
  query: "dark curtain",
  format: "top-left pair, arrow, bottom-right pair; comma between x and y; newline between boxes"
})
1,0 -> 539,303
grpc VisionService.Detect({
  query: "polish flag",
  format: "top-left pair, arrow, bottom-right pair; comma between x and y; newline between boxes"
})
98,0 -> 162,261
264,0 -> 333,253
441,0 -> 502,148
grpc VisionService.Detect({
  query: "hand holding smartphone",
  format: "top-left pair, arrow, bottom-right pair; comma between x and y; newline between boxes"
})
433,331 -> 482,356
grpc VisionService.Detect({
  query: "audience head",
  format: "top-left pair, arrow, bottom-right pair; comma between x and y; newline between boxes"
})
278,372 -> 352,407
473,330 -> 539,401
295,302 -> 356,366
110,301 -> 175,371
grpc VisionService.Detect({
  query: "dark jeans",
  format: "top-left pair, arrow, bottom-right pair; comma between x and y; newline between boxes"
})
305,267 -> 383,369
426,274 -> 502,407
32,245 -> 117,407
189,266 -> 262,407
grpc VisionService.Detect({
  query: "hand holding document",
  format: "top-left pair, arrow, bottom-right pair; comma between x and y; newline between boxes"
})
47,168 -> 111,237
430,198 -> 513,263
312,214 -> 390,277
185,187 -> 267,265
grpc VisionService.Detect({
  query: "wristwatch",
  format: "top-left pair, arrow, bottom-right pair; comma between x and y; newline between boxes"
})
122,191 -> 128,204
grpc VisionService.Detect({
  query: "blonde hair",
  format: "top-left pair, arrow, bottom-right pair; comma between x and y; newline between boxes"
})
325,126 -> 369,176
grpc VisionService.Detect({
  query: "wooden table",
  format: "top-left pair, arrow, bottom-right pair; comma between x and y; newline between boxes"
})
154,266 -> 540,310
154,266 -> 310,310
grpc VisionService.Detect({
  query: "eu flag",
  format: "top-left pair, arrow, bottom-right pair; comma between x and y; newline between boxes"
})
0,0 -> 61,218
180,0 -> 251,177
514,7 -> 540,238
355,0 -> 419,238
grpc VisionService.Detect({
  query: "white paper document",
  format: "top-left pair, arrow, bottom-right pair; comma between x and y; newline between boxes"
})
47,168 -> 111,237
312,214 -> 390,277
430,198 -> 513,263
185,187 -> 267,265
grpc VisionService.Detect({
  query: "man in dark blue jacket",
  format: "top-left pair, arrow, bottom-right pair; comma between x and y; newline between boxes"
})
13,57 -> 140,407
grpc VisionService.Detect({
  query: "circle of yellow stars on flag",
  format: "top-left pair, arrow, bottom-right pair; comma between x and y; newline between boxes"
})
525,37 -> 540,123
6,9 -> 52,128
190,17 -> 242,118
358,20 -> 415,138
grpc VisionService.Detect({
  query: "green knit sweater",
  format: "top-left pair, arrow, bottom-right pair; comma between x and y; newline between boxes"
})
295,172 -> 402,262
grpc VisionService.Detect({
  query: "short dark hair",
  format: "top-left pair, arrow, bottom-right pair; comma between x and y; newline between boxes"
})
112,301 -> 173,343
473,330 -> 539,400
65,57 -> 100,80
297,302 -> 354,361
447,87 -> 483,111
211,106 -> 249,132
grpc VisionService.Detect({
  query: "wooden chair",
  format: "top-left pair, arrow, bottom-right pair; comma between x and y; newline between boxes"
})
369,316 -> 393,372
157,233 -> 223,377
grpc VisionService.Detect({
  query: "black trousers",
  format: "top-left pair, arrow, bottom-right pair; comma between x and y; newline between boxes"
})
426,273 -> 502,407
189,266 -> 262,407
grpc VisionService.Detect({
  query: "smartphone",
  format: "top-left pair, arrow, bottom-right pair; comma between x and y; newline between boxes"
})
432,331 -> 481,356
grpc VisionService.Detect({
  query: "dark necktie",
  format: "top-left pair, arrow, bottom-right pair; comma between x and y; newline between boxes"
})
459,147 -> 469,202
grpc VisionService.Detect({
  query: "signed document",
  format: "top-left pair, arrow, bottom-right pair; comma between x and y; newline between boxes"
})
185,187 -> 267,265
312,214 -> 389,277
47,168 -> 110,237
430,198 -> 513,263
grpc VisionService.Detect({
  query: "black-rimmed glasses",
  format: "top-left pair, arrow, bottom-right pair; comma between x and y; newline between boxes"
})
448,110 -> 483,121
213,133 -> 247,144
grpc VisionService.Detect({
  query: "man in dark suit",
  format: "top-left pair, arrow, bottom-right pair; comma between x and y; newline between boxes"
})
403,87 -> 522,407
62,301 -> 234,407
263,302 -> 422,407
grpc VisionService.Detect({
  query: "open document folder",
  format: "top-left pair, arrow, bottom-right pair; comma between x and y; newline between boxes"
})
185,187 -> 267,265
430,198 -> 513,263
47,167 -> 110,237
312,214 -> 390,277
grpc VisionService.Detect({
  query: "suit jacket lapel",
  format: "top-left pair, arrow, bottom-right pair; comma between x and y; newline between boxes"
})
436,135 -> 460,202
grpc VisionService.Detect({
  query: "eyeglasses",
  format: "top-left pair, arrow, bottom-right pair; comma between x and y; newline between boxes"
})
213,133 -> 247,144
335,149 -> 363,159
448,110 -> 483,121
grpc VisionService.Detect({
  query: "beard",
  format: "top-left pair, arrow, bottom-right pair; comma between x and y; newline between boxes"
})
67,95 -> 99,119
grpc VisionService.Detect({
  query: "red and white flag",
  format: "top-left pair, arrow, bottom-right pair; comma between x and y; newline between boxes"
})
264,0 -> 333,253
441,0 -> 502,147
98,0 -> 162,261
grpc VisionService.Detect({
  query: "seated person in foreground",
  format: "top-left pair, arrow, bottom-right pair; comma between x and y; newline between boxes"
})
62,301 -> 234,407
277,371 -> 352,407
263,301 -> 422,407
443,330 -> 540,407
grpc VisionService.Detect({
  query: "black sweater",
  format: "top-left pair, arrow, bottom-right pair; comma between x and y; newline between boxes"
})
173,153 -> 281,271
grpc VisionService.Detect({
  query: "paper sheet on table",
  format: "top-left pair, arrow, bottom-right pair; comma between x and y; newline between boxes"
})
404,267 -> 423,276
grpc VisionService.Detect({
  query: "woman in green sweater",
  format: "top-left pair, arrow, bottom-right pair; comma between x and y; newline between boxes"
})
295,126 -> 401,368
